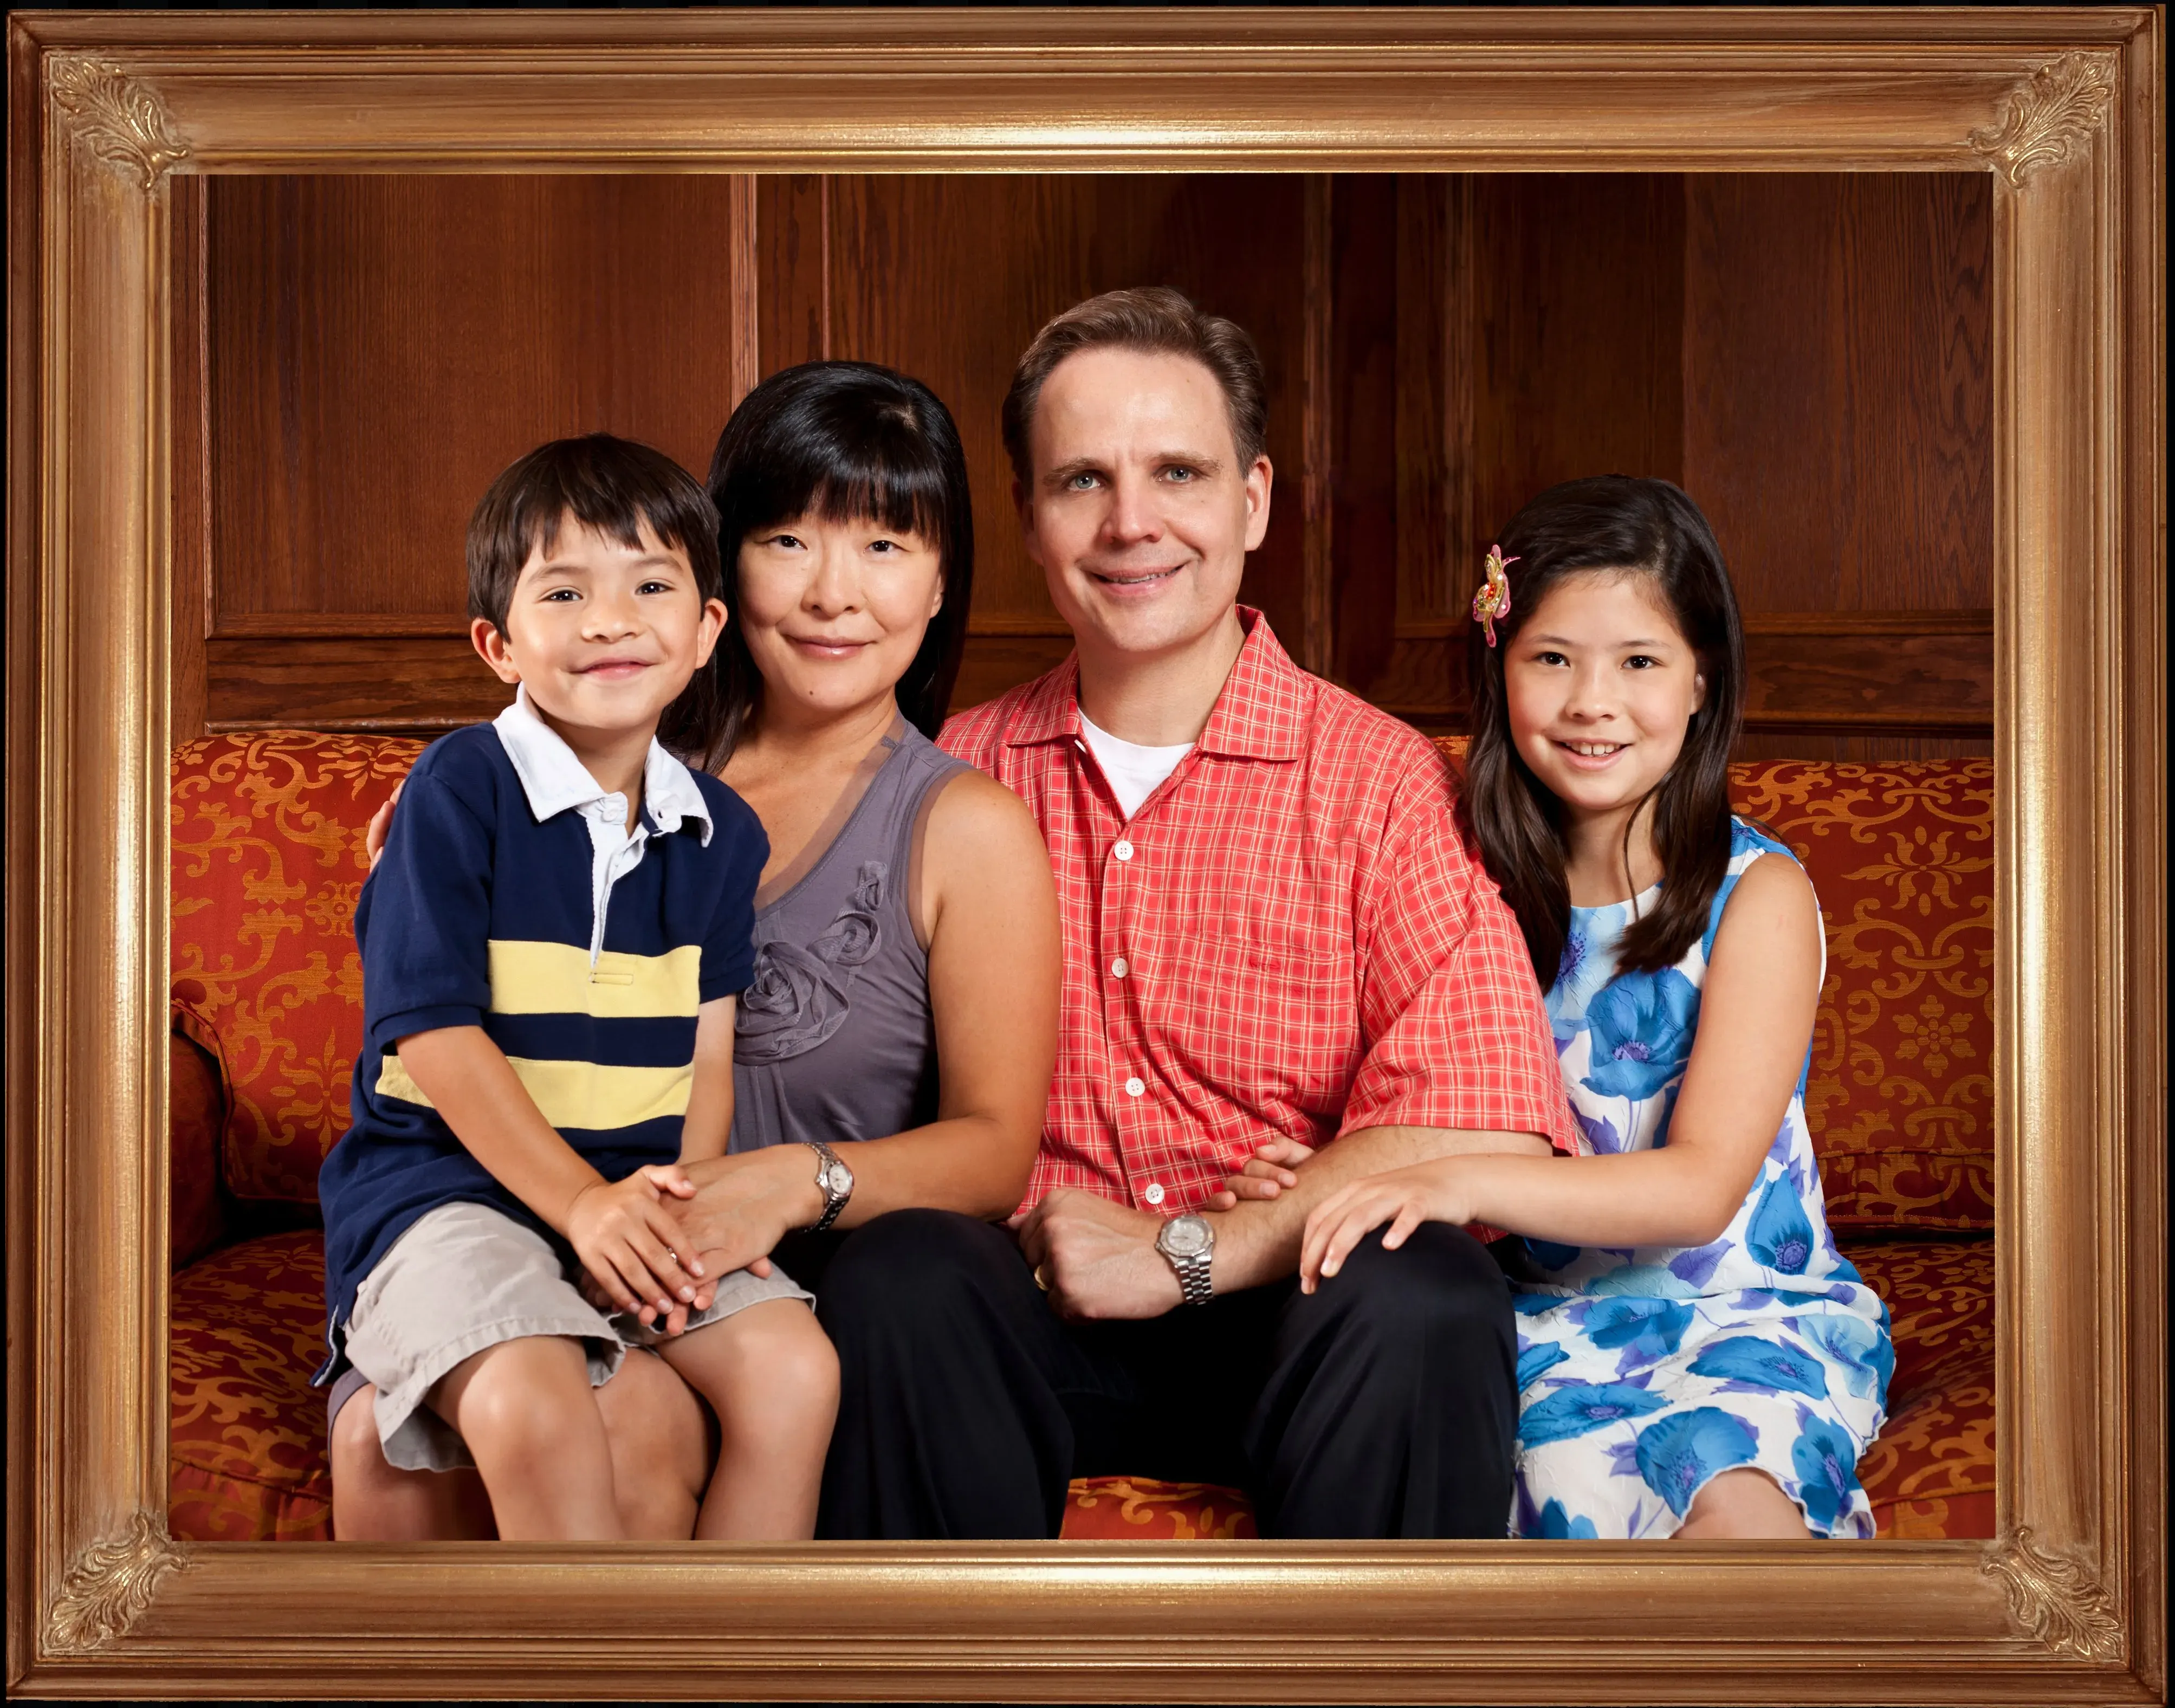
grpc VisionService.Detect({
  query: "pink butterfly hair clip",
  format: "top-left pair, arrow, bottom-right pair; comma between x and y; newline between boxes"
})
1471,544 -> 1518,647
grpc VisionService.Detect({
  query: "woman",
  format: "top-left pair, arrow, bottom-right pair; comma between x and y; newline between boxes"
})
331,362 -> 1060,1540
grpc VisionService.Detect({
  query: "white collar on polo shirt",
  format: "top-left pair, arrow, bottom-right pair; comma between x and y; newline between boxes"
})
492,684 -> 713,847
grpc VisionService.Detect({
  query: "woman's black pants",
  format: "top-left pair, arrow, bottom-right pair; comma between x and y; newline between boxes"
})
782,1207 -> 1518,1541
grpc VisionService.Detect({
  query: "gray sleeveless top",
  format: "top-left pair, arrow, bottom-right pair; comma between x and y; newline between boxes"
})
728,719 -> 969,1153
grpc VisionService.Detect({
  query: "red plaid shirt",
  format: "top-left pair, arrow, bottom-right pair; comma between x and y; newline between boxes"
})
941,610 -> 1579,1215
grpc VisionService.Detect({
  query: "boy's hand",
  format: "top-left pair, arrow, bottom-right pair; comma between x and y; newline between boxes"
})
1205,1137 -> 1316,1210
362,778 -> 405,871
1298,1159 -> 1473,1295
563,1164 -> 710,1325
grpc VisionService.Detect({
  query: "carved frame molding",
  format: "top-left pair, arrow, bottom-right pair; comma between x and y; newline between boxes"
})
5,9 -> 2163,1701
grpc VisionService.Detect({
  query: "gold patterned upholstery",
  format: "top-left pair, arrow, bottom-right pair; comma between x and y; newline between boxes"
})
166,734 -> 1997,1543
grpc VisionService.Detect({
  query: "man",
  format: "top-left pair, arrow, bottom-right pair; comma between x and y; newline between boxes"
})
810,288 -> 1579,1539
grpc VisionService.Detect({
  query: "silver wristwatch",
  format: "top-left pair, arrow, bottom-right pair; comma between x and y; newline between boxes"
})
1155,1213 -> 1215,1306
800,1138 -> 855,1234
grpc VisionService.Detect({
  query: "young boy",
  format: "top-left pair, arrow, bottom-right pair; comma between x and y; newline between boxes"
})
315,434 -> 837,1541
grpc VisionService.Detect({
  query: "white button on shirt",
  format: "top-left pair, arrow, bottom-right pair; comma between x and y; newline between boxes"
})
1143,1182 -> 1166,1206
1113,839 -> 1135,862
1124,1076 -> 1145,1098
1110,956 -> 1129,979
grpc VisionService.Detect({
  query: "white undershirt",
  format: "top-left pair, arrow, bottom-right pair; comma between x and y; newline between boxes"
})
1078,708 -> 1194,821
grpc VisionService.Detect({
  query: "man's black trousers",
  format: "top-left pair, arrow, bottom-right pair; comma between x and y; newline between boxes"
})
784,1208 -> 1518,1540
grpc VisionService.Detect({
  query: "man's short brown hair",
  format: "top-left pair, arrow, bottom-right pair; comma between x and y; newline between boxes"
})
467,434 -> 721,636
999,287 -> 1268,485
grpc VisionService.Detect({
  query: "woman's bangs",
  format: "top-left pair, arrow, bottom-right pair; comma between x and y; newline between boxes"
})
801,448 -> 949,552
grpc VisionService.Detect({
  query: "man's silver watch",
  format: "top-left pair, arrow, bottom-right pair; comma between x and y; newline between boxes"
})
800,1138 -> 855,1234
1155,1213 -> 1215,1306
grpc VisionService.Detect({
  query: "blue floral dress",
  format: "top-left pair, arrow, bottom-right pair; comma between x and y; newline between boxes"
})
1510,819 -> 1893,1539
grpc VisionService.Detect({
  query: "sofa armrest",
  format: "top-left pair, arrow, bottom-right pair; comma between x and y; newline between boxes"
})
170,1029 -> 227,1269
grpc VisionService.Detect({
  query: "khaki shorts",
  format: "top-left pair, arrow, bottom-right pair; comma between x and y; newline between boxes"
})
340,1199 -> 810,1472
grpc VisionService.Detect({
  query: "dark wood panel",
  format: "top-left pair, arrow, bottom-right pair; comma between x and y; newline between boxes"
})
1735,734 -> 1993,762
814,174 -> 1312,656
949,635 -> 1077,719
1740,611 -> 1991,736
1682,174 -> 1992,614
1343,613 -> 1990,742
1469,174 -> 1686,557
756,174 -> 830,375
171,174 -> 210,743
206,175 -> 754,633
205,637 -> 513,734
1328,174 -> 1399,695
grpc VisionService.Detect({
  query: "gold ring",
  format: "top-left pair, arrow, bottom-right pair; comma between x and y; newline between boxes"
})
1032,1263 -> 1051,1292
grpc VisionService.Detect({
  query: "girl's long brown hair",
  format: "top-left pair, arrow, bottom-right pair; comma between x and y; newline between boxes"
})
1462,476 -> 1745,985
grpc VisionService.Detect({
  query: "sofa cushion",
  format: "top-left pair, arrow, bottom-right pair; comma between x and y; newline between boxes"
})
1725,761 -> 1994,1229
171,734 -> 424,1205
170,1030 -> 228,1271
170,1230 -> 334,1542
1839,1233 -> 1995,1534
1060,1477 -> 1260,1540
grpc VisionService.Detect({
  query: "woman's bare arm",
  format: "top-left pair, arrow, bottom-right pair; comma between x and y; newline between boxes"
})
668,769 -> 1058,1265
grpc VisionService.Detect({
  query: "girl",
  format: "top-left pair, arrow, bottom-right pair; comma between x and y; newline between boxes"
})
1294,475 -> 1891,1540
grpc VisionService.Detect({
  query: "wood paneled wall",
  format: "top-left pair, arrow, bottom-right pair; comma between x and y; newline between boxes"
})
175,171 -> 1992,759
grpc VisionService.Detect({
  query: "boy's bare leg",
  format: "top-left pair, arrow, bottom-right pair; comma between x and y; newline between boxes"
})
657,1300 -> 837,1541
330,1381 -> 495,1540
595,1348 -> 711,1539
427,1336 -> 623,1540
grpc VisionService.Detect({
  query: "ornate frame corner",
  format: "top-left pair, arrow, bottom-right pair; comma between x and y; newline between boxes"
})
6,8 -> 2163,1702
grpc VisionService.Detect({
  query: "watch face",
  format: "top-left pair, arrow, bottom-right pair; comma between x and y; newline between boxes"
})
822,1159 -> 855,1197
1160,1214 -> 1212,1259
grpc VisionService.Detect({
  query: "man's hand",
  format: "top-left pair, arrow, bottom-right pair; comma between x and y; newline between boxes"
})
1206,1137 -> 1316,1208
662,1143 -> 825,1283
1012,1188 -> 1183,1321
562,1164 -> 712,1326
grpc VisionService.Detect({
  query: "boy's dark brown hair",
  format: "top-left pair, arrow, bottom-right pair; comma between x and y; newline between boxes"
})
467,434 -> 722,635
999,286 -> 1268,484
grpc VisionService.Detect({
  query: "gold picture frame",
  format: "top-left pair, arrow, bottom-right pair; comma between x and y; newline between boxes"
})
5,8 -> 2163,1700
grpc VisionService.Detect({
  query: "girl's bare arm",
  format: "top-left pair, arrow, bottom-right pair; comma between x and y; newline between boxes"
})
1302,853 -> 1823,1283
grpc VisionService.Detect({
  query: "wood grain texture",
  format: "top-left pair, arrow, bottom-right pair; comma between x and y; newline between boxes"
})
205,637 -> 512,733
1470,173 -> 1686,557
204,175 -> 755,633
815,173 -> 1311,652
1684,173 -> 1994,614
169,173 -> 207,743
1328,173 -> 1398,694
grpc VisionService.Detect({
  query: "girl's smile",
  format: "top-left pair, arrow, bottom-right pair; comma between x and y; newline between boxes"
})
1505,570 -> 1706,902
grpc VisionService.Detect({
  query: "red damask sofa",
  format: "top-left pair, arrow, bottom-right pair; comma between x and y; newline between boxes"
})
169,733 -> 1995,1543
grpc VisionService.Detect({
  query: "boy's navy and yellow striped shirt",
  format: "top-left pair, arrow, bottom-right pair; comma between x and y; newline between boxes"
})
315,690 -> 767,1369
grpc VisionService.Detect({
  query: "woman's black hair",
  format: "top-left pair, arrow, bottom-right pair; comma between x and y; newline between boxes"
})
1462,475 -> 1746,985
662,360 -> 975,771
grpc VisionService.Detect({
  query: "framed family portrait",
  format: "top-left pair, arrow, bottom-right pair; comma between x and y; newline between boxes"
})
5,6 -> 2163,1701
